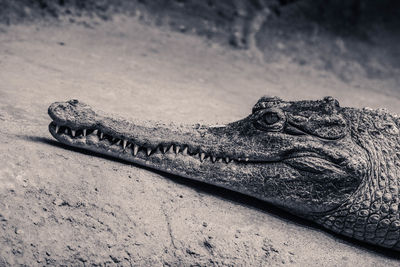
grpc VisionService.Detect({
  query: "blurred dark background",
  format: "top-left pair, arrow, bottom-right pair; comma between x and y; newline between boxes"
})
1,0 -> 399,40
1,0 -> 398,93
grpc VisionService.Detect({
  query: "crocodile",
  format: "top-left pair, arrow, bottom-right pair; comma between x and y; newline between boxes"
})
48,96 -> 400,251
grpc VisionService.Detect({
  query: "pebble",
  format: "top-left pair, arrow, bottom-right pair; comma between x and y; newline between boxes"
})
53,198 -> 64,206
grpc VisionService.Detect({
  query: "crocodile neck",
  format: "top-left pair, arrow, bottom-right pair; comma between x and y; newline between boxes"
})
314,108 -> 400,249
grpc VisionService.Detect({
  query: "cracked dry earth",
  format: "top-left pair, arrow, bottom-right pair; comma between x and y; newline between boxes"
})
1,16 -> 400,266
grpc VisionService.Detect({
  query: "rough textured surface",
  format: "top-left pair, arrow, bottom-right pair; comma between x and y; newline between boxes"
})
1,9 -> 400,267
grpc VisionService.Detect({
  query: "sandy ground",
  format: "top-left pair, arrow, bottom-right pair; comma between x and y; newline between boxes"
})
0,15 -> 400,266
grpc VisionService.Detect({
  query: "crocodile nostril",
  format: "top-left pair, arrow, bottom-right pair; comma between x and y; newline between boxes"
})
69,99 -> 79,105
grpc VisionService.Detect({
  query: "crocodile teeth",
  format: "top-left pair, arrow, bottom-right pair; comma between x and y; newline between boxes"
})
49,123 -> 248,165
122,140 -> 127,149
133,145 -> 139,156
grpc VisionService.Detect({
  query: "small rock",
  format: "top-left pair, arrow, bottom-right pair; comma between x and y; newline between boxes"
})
186,248 -> 198,256
77,256 -> 87,263
179,25 -> 186,32
203,240 -> 213,249
110,255 -> 121,263
0,213 -> 7,221
53,198 -> 64,206
12,248 -> 22,255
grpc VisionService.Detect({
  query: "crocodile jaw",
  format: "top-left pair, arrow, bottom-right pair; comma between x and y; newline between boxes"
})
48,120 -> 274,203
48,121 -> 244,174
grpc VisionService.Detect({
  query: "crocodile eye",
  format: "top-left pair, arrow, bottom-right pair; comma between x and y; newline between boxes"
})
264,112 -> 280,125
254,108 -> 286,131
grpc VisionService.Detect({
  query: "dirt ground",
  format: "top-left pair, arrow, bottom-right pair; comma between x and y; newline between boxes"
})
0,10 -> 400,266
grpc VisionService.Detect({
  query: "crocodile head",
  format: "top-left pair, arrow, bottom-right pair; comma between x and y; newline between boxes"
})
48,97 -> 400,250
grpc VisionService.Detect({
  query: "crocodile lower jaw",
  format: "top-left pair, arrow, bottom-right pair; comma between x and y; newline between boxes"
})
48,121 -> 250,164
